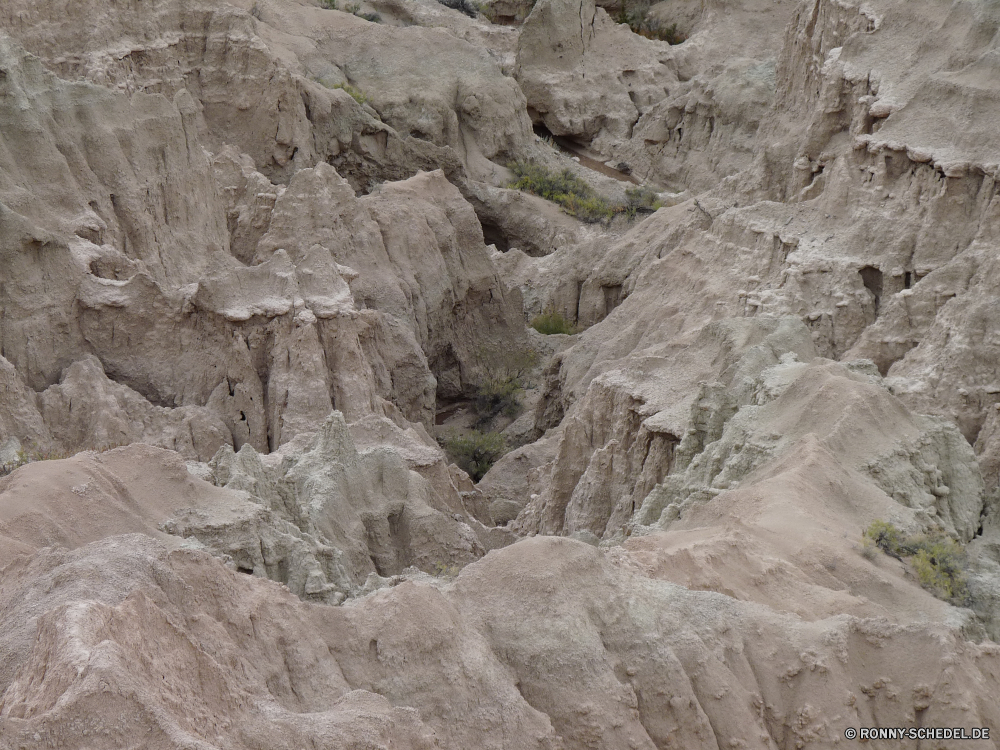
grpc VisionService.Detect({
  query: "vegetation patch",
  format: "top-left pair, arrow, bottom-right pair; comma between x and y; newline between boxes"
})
634,19 -> 686,44
625,184 -> 664,214
474,375 -> 524,423
530,307 -> 577,335
613,0 -> 687,44
863,520 -> 971,606
440,431 -> 508,482
0,446 -> 78,478
330,82 -> 370,105
469,345 -> 538,426
508,161 -> 661,223
432,561 -> 462,579
508,161 -> 617,223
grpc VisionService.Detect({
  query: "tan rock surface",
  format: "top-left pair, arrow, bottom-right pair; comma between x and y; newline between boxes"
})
4,0 -> 1000,745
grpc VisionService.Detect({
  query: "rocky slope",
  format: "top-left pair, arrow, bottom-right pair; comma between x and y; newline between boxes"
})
3,0 -> 1000,747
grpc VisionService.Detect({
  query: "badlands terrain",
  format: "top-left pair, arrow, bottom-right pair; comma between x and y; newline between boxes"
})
2,0 -> 1000,746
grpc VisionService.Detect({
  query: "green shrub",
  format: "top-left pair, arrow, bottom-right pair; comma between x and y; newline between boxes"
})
508,161 -> 619,223
468,345 -> 538,425
331,82 -> 369,105
637,20 -> 686,45
508,161 -> 589,201
530,308 -> 576,335
1,446 -> 77,477
625,185 -> 663,215
613,0 -> 686,45
440,431 -> 507,481
862,521 -> 970,606
863,519 -> 906,558
508,161 -> 661,224
319,0 -> 338,8
474,376 -> 524,422
0,449 -> 29,478
912,539 -> 970,603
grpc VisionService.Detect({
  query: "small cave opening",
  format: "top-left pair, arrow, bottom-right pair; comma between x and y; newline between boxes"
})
480,218 -> 511,252
904,271 -> 913,289
859,265 -> 883,313
533,121 -> 557,143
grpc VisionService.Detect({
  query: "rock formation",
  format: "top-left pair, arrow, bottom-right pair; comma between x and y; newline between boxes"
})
3,0 -> 1000,746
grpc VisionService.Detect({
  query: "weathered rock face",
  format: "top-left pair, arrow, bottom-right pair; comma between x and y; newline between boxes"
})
515,0 -> 677,155
0,0 -> 533,187
636,359 -> 985,541
487,0 -> 1000,548
0,29 -> 527,456
3,530 -> 1000,749
5,0 -> 1000,745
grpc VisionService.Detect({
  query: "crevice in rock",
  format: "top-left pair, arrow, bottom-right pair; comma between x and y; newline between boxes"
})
101,362 -> 176,409
480,217 -> 512,252
602,284 -> 625,316
533,123 -> 638,183
859,265 -> 883,315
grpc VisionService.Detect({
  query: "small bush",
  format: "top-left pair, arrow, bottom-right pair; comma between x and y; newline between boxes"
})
0,450 -> 29,478
319,0 -> 338,8
530,308 -> 576,335
862,521 -> 970,606
357,10 -> 382,21
474,376 -> 524,422
613,0 -> 686,45
912,539 -> 970,603
508,161 -> 618,223
508,161 -> 589,201
508,161 -> 661,223
864,519 -> 906,558
331,82 -> 369,105
440,431 -> 507,482
468,345 -> 538,425
625,185 -> 663,215
0,447 -> 76,477
637,20 -> 687,45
